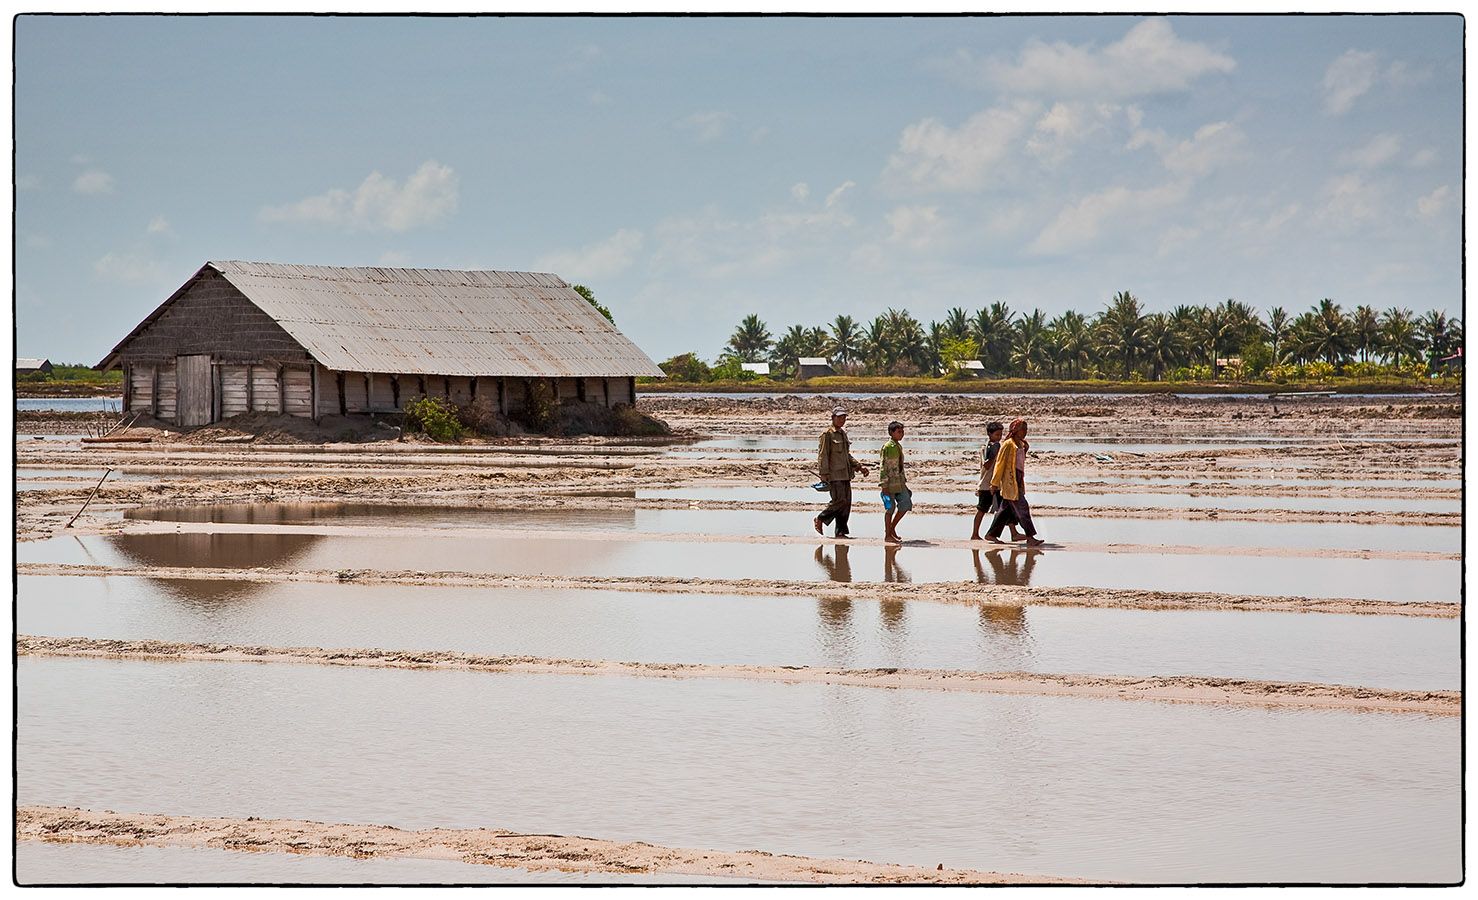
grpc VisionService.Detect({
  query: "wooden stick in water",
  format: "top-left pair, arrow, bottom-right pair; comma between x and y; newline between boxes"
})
64,467 -> 113,529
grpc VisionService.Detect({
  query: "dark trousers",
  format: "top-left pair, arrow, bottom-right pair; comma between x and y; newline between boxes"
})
986,495 -> 1036,539
818,479 -> 852,534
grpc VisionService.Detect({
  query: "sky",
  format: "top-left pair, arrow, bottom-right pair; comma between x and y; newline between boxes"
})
13,13 -> 1464,365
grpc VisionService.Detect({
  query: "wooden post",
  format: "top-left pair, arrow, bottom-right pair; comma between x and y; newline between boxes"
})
278,366 -> 287,414
444,376 -> 452,399
603,378 -> 612,408
628,377 -> 636,405
336,372 -> 347,415
577,378 -> 586,403
497,378 -> 505,413
246,364 -> 255,411
310,365 -> 319,421
391,375 -> 401,408
212,364 -> 222,422
363,373 -> 372,412
470,377 -> 478,402
151,364 -> 160,418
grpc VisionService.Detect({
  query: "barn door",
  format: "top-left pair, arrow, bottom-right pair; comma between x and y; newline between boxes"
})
175,354 -> 213,427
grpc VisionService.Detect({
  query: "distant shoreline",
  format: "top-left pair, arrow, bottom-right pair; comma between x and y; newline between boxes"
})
638,377 -> 1459,396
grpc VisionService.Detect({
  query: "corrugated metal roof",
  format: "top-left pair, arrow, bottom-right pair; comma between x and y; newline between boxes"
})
16,358 -> 50,369
206,260 -> 664,378
798,357 -> 831,366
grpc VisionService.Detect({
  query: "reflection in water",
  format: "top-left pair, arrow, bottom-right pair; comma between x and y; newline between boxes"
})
813,544 -> 852,583
882,544 -> 911,584
125,502 -> 638,531
105,532 -> 324,604
972,548 -> 1039,587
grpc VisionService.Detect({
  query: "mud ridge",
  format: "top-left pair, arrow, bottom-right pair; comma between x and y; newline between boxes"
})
17,635 -> 1457,715
15,805 -> 1089,884
17,563 -> 1458,618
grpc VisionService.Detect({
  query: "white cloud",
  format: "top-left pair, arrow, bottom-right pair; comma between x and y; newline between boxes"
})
1416,185 -> 1452,219
971,18 -> 1235,99
94,251 -> 165,283
1338,133 -> 1402,169
885,100 -> 1039,191
677,110 -> 735,143
1028,180 -> 1189,255
259,160 -> 459,232
790,182 -> 810,201
1129,120 -> 1247,177
1316,174 -> 1382,226
885,205 -> 945,250
1408,147 -> 1438,168
825,180 -> 856,208
650,198 -> 856,280
72,169 -> 114,194
535,228 -> 645,281
1026,102 -> 1126,167
146,216 -> 172,235
1322,49 -> 1380,115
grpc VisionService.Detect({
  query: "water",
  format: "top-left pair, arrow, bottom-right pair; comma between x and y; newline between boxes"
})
121,502 -> 1462,554
638,486 -> 1461,515
18,657 -> 1460,883
16,396 -> 122,412
19,532 -> 1460,604
17,574 -> 1458,690
13,841 -> 754,885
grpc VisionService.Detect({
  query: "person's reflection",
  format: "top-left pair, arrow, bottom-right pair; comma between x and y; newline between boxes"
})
882,542 -> 911,584
971,547 -> 1039,587
813,543 -> 852,583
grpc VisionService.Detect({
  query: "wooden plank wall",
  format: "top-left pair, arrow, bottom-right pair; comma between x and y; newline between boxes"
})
607,377 -> 634,406
220,365 -> 251,417
251,366 -> 281,413
342,372 -> 369,413
283,368 -> 313,417
368,374 -> 396,410
157,364 -> 177,420
129,367 -> 153,413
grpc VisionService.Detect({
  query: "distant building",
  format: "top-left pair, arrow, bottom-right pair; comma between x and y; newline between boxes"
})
1214,356 -> 1243,374
16,358 -> 53,375
797,357 -> 835,379
740,362 -> 771,376
97,261 -> 664,427
948,359 -> 986,377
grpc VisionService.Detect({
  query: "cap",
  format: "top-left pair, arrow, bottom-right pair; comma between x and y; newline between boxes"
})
831,405 -> 848,417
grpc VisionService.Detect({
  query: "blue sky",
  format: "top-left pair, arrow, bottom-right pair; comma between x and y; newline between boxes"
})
15,14 -> 1463,364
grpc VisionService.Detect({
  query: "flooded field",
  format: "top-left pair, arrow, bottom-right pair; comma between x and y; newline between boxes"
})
18,575 -> 1458,690
19,657 -> 1460,884
15,390 -> 1461,883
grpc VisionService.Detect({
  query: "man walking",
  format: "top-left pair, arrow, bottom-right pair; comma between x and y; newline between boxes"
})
986,418 -> 1044,547
879,421 -> 911,544
814,405 -> 867,538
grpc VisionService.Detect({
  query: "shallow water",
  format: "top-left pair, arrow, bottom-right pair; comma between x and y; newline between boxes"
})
122,502 -> 1462,554
17,575 -> 1457,690
13,840 -> 753,885
19,531 -> 1458,604
18,657 -> 1460,884
16,396 -> 123,412
638,486 -> 1461,514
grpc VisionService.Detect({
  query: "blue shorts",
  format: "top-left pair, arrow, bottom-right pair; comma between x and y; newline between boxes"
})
881,489 -> 913,512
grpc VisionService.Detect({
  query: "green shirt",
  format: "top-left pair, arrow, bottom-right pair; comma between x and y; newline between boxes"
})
879,439 -> 906,494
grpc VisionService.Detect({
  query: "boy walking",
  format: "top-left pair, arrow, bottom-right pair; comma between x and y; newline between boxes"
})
880,421 -> 911,544
986,418 -> 1044,547
970,421 -> 1020,542
814,405 -> 868,538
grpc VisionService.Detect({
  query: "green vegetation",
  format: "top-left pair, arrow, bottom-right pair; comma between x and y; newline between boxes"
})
572,284 -> 614,324
16,363 -> 122,384
648,295 -> 1463,387
401,396 -> 464,442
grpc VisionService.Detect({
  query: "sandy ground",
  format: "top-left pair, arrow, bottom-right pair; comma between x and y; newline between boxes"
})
16,806 -> 1089,884
19,635 -> 1458,716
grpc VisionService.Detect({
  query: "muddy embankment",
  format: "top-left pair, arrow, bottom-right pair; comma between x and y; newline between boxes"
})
18,635 -> 1457,715
16,805 -> 1088,884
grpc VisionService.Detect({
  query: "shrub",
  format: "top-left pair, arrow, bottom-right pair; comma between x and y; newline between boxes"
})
659,352 -> 712,383
710,357 -> 760,381
455,397 -> 500,434
515,379 -> 560,431
403,396 -> 464,442
1240,340 -> 1273,378
1264,363 -> 1299,383
1303,360 -> 1336,381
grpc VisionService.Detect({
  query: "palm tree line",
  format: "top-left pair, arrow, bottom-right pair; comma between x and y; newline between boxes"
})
710,294 -> 1463,380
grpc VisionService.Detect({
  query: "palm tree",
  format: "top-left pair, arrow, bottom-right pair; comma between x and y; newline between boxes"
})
1264,307 -> 1290,363
1197,304 -> 1234,368
1380,307 -> 1421,367
971,302 -> 1016,374
884,308 -> 929,375
828,315 -> 863,368
1011,309 -> 1050,377
770,324 -> 810,376
1141,313 -> 1186,381
1419,310 -> 1454,370
725,314 -> 772,361
862,315 -> 891,374
1351,305 -> 1381,363
943,307 -> 972,341
1049,311 -> 1093,378
1301,299 -> 1354,367
1096,291 -> 1147,377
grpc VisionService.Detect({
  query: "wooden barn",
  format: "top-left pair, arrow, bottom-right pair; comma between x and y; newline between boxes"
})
16,357 -> 53,375
97,261 -> 664,427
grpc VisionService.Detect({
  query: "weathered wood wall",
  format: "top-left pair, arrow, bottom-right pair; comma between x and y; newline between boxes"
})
110,269 -> 312,367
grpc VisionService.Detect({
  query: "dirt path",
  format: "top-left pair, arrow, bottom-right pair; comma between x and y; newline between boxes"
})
15,805 -> 1089,884
19,635 -> 1457,715
19,563 -> 1458,618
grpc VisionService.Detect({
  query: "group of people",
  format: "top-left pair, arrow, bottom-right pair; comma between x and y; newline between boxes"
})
812,405 -> 1044,547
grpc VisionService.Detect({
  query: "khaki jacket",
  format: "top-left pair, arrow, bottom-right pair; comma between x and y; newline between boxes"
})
991,438 -> 1022,501
817,426 -> 861,482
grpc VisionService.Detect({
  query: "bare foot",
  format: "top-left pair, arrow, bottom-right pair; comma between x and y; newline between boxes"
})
1024,537 -> 1045,547
984,536 -> 1006,544
969,533 -> 981,541
813,517 -> 823,535
1009,530 -> 1023,541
